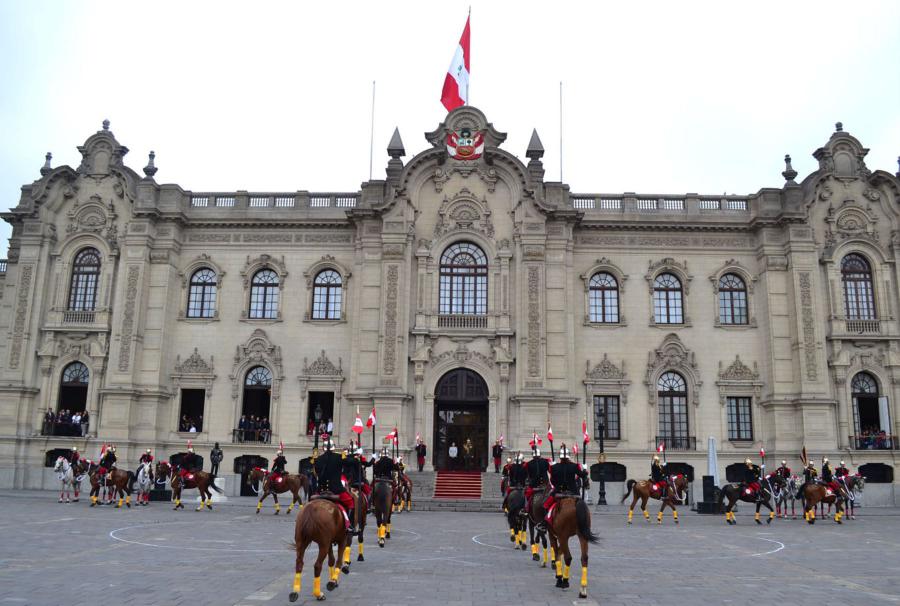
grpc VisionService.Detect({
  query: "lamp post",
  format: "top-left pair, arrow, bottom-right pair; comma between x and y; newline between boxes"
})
597,420 -> 607,506
313,403 -> 323,457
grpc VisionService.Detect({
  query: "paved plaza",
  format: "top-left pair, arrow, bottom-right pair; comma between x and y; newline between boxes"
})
0,491 -> 899,606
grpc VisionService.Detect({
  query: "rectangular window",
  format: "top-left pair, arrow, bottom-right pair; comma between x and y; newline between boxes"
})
179,389 -> 205,432
726,396 -> 753,441
593,395 -> 621,439
659,396 -> 689,442
306,392 -> 335,436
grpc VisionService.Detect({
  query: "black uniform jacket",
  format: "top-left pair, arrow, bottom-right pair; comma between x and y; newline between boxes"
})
271,455 -> 287,474
525,457 -> 550,487
315,451 -> 347,493
372,457 -> 396,479
549,461 -> 586,494
508,463 -> 528,487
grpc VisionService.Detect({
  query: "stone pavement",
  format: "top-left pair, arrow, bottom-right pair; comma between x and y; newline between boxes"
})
1,490 -> 899,606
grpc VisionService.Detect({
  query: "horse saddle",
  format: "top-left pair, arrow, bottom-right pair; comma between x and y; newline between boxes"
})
312,492 -> 342,503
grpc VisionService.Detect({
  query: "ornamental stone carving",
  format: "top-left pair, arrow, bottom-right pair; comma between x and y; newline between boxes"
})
645,333 -> 702,406
716,355 -> 763,405
230,329 -> 284,400
584,354 -> 631,407
65,195 -> 120,251
587,354 -> 626,380
303,350 -> 342,376
433,188 -> 495,239
175,348 -> 214,374
383,265 -> 399,375
718,355 -> 759,381
240,254 -> 288,287
117,265 -> 141,372
644,258 -> 693,294
8,264 -> 34,369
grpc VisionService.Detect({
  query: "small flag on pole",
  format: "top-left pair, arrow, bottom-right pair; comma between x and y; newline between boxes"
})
352,409 -> 364,435
657,442 -> 665,453
440,13 -> 471,112
498,434 -> 504,444
366,407 -> 377,428
582,418 -> 590,444
547,422 -> 553,442
279,440 -> 284,451
392,428 -> 399,445
573,443 -> 579,456
529,431 -> 543,448
415,433 -> 421,443
759,447 -> 766,458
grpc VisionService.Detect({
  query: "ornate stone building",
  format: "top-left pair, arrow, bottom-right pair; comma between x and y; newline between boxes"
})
1,108 -> 898,498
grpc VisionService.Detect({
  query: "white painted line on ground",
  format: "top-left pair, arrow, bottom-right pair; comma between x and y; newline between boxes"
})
108,522 -> 287,553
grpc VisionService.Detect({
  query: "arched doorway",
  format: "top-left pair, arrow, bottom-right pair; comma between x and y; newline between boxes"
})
433,368 -> 489,471
58,362 -> 89,414
241,366 -> 272,443
851,372 -> 891,448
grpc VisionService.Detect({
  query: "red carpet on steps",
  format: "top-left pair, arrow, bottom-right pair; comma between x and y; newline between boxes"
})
433,471 -> 482,499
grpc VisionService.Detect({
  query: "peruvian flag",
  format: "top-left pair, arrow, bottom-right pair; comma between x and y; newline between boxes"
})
392,428 -> 399,445
657,442 -> 665,453
759,447 -> 766,458
366,407 -> 377,428
386,428 -> 397,443
440,14 -> 470,112
547,423 -> 553,443
529,431 -> 543,448
573,443 -> 579,456
351,411 -> 364,435
582,419 -> 590,444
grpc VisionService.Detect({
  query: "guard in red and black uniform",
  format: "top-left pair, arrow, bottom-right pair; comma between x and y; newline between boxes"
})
835,460 -> 851,498
138,448 -> 154,481
271,449 -> 287,484
99,446 -> 117,486
742,458 -> 762,501
343,447 -> 372,501
508,453 -> 528,495
820,457 -> 839,494
775,460 -> 791,479
372,447 -> 397,480
492,441 -> 504,473
315,438 -> 357,532
525,449 -> 550,514
650,455 -> 668,498
541,445 -> 588,526
180,448 -> 201,478
67,447 -> 81,465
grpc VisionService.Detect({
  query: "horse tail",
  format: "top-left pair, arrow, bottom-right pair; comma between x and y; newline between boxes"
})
717,483 -> 727,508
506,490 -> 525,528
126,471 -> 136,493
575,499 -> 599,544
620,479 -> 636,504
208,475 -> 224,493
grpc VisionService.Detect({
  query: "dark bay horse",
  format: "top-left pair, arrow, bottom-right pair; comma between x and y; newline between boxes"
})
289,497 -> 349,602
718,474 -> 783,525
842,475 -> 865,520
88,467 -> 134,507
248,467 -> 308,515
342,486 -> 367,565
505,487 -> 528,552
546,495 -> 599,598
372,477 -> 394,548
526,486 -> 552,568
621,475 -> 690,524
157,461 -> 222,511
802,482 -> 845,524
395,473 -> 413,513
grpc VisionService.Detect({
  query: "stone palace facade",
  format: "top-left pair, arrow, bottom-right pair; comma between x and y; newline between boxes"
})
1,107 -> 898,497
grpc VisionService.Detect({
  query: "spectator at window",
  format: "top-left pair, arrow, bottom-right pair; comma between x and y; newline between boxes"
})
81,411 -> 89,437
326,418 -> 334,434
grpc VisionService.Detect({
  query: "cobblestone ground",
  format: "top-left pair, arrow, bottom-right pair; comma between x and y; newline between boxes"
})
1,491 -> 899,606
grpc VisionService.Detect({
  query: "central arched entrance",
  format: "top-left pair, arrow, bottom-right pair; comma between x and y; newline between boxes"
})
433,368 -> 489,471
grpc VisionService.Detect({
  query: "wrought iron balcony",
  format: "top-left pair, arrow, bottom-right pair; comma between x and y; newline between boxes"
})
437,314 -> 488,329
655,436 -> 697,451
850,434 -> 897,450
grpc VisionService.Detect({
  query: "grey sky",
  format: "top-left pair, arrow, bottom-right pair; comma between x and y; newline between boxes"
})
1,1 -> 898,255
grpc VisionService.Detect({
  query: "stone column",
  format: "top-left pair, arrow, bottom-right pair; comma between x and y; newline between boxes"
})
423,394 -> 435,471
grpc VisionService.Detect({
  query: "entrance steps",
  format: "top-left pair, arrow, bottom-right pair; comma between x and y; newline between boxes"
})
433,471 -> 482,499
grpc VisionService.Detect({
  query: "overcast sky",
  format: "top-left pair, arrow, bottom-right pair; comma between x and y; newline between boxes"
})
1,1 -> 898,255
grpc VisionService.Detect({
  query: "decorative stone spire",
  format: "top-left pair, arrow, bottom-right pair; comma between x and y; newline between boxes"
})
526,129 -> 544,161
835,121 -> 843,132
387,127 -> 405,159
102,119 -> 110,131
782,154 -> 797,183
40,152 -> 52,177
143,150 -> 158,178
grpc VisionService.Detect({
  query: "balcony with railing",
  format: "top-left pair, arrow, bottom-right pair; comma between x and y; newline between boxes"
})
845,319 -> 881,335
437,314 -> 489,329
185,192 -> 359,211
656,436 -> 697,451
850,434 -> 898,450
45,307 -> 111,331
568,193 -> 751,217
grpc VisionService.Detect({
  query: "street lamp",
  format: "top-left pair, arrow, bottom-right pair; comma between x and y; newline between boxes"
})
313,403 -> 323,457
597,420 -> 607,505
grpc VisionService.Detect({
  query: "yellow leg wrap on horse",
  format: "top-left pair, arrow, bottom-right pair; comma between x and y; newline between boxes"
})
581,566 -> 588,588
657,511 -> 663,522
555,560 -> 562,577
810,510 -> 816,520
769,511 -> 775,520
293,572 -> 301,593
542,546 -> 549,564
510,528 -> 515,537
628,509 -> 634,521
378,525 -> 385,539
531,543 -> 538,556
387,523 -> 392,534
332,566 -> 340,582
643,509 -> 650,519
563,565 -> 570,580
91,495 -> 97,504
754,512 -> 760,522
343,546 -> 351,564
358,543 -> 364,556
256,501 -> 262,511
118,498 -> 123,507
673,510 -> 678,520
550,547 -> 556,562
126,496 -> 130,505
313,577 -> 322,597
520,530 -> 527,543
327,567 -> 333,582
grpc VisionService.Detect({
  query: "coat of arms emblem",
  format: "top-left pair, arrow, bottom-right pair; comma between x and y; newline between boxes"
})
446,127 -> 485,160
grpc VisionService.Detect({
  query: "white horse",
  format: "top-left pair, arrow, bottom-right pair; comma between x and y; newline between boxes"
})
53,457 -> 76,503
135,461 -> 153,505
774,475 -> 799,519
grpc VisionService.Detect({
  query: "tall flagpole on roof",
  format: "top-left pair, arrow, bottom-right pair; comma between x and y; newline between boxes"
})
559,81 -> 564,182
368,80 -> 376,181
467,6 -> 471,106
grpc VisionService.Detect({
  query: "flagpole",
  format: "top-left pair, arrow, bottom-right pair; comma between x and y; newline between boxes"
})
368,80 -> 376,181
559,80 -> 564,182
466,6 -> 471,105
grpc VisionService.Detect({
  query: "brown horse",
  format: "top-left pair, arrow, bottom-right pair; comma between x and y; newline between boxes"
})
717,474 -> 783,525
526,486 -> 552,568
156,461 -> 222,511
394,472 -> 413,513
621,475 -> 690,524
546,496 -> 598,599
289,497 -> 350,602
802,483 -> 846,524
88,466 -> 134,507
248,467 -> 308,515
342,486 -> 367,565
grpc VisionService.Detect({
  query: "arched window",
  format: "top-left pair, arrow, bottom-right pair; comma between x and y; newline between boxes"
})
589,272 -> 619,323
842,254 -> 875,320
312,269 -> 342,320
718,273 -> 748,325
439,242 -> 488,315
187,268 -> 217,318
68,248 -> 101,311
653,273 -> 683,324
850,371 -> 889,448
245,366 -> 273,387
58,361 -> 89,415
249,269 -> 279,319
657,371 -> 689,448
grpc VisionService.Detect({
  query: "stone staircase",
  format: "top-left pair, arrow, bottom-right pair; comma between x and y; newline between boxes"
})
396,470 -> 505,512
434,471 -> 482,499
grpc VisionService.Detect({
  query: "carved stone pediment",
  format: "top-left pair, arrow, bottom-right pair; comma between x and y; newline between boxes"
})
587,355 -> 626,380
823,200 -> 880,250
718,356 -> 758,381
175,348 -> 214,375
230,329 -> 283,400
65,195 -> 119,251
645,334 -> 702,406
433,188 -> 495,239
303,350 -> 342,376
583,354 -> 631,406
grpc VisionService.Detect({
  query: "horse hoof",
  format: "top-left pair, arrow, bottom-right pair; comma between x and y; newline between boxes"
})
532,553 -> 540,561
767,518 -> 772,525
256,510 -> 260,515
73,499 -> 79,502
386,533 -> 391,539
562,579 -> 570,589
541,562 -> 547,568
378,540 -> 384,548
316,594 -> 326,601
755,519 -> 761,525
207,505 -> 213,510
579,589 -> 588,599
627,520 -> 632,525
509,535 -> 515,542
289,592 -> 299,603
274,511 -> 279,515
520,543 -> 527,551
555,577 -> 563,588
357,555 -> 364,562
341,565 -> 349,575
326,581 -> 336,591
58,499 -> 63,503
